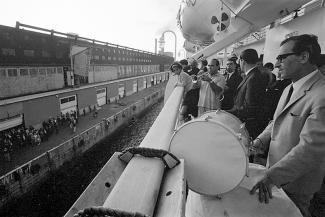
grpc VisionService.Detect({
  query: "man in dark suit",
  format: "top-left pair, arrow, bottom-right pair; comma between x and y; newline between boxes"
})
227,49 -> 267,139
221,57 -> 243,110
181,59 -> 200,120
263,70 -> 291,122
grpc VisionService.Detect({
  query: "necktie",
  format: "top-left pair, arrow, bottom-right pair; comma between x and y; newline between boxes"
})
284,85 -> 294,106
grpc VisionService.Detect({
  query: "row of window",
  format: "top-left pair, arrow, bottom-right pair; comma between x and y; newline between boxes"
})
92,55 -> 152,63
0,32 -> 55,44
96,89 -> 106,94
93,47 -> 153,58
0,67 -> 63,77
60,96 -> 76,104
90,64 -> 159,73
1,48 -> 65,59
1,47 -> 154,63
60,75 -> 166,105
116,65 -> 159,74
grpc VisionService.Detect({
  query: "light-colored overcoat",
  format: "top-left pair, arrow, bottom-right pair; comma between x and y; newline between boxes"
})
258,70 -> 325,208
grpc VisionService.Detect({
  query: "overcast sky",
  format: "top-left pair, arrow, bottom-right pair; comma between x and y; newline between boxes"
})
1,0 -> 185,57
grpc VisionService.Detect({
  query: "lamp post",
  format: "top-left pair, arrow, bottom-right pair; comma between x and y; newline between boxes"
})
159,30 -> 177,59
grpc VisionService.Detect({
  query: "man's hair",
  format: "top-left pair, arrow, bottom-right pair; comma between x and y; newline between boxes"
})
280,34 -> 321,65
201,59 -> 208,66
229,53 -> 238,61
240,49 -> 258,64
264,62 -> 274,70
179,59 -> 188,66
211,58 -> 220,66
316,54 -> 325,67
227,57 -> 237,64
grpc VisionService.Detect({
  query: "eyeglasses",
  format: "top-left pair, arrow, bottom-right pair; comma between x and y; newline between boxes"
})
276,52 -> 299,62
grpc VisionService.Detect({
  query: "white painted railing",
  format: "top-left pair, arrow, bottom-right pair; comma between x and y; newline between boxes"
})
103,86 -> 184,216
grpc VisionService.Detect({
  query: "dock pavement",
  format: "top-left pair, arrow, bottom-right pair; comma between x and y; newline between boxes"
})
0,82 -> 166,176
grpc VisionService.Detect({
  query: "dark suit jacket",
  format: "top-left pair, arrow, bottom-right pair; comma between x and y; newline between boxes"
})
264,79 -> 291,121
187,67 -> 199,76
221,72 -> 243,110
227,67 -> 267,138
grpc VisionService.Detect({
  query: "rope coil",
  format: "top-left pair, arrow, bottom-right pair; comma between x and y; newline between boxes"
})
118,147 -> 180,169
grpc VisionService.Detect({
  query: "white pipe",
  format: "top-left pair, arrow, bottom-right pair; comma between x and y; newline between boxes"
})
103,86 -> 184,216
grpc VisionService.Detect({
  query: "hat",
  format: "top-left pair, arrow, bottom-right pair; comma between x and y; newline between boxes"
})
179,59 -> 188,66
170,62 -> 182,71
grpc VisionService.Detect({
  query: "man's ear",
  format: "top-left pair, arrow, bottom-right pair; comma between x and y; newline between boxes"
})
299,51 -> 310,64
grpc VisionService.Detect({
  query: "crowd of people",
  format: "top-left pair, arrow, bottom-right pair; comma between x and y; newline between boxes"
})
171,51 -> 286,132
0,111 -> 78,162
170,34 -> 325,217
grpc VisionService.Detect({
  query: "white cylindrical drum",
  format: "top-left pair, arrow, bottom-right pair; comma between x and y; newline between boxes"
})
169,110 -> 249,196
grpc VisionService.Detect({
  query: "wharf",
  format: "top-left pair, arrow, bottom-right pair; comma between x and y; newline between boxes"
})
0,83 -> 166,176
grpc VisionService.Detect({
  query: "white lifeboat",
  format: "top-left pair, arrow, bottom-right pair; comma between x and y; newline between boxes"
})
177,0 -> 231,46
177,0 -> 313,59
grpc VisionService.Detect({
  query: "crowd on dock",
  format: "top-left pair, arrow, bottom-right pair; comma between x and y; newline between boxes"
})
0,112 -> 78,162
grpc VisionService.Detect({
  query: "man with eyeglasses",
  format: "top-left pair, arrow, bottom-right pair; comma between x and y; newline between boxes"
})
227,48 -> 267,140
250,34 -> 325,217
170,62 -> 192,93
167,62 -> 195,122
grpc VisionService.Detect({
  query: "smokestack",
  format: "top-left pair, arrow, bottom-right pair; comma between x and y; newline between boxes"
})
155,38 -> 157,54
